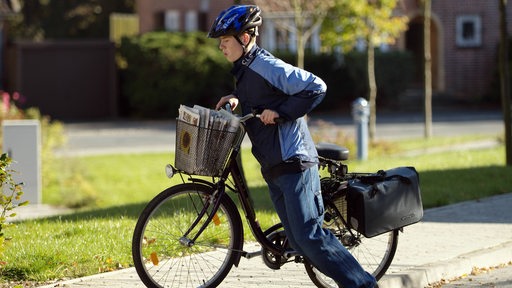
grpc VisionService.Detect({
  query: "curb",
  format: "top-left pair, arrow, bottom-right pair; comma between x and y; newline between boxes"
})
38,267 -> 140,288
378,241 -> 512,288
39,241 -> 512,288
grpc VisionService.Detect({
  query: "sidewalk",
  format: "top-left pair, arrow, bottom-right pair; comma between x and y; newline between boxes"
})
33,192 -> 512,288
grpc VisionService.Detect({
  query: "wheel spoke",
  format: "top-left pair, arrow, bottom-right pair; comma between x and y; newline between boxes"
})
305,199 -> 398,287
132,184 -> 242,288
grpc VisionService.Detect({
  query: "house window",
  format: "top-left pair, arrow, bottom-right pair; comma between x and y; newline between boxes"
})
456,15 -> 481,47
185,11 -> 198,32
164,10 -> 180,31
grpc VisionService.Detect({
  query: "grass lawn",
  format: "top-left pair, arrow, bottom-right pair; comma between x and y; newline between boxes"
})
1,133 -> 510,285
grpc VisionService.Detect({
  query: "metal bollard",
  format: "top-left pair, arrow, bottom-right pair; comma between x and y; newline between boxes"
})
352,97 -> 369,160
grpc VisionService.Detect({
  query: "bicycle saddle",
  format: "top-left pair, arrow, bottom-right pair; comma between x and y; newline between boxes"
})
315,142 -> 349,161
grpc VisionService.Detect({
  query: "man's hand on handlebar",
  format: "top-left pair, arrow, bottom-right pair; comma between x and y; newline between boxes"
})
215,95 -> 239,111
215,96 -> 282,124
259,109 -> 280,125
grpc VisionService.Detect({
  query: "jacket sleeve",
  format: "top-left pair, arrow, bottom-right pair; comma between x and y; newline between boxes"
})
253,57 -> 326,121
276,70 -> 327,121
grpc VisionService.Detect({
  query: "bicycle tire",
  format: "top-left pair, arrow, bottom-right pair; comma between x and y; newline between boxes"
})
132,183 -> 243,288
305,201 -> 398,288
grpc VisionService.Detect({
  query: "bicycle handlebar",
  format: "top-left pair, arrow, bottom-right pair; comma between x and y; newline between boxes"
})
222,103 -> 284,124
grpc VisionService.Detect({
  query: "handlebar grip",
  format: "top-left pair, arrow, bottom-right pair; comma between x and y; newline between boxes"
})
273,117 -> 285,124
251,108 -> 284,124
255,114 -> 284,124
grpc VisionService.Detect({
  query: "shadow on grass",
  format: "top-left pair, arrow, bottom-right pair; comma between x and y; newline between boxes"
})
39,184 -> 275,223
40,165 -> 511,224
47,202 -> 147,221
419,165 -> 512,224
419,165 -> 511,206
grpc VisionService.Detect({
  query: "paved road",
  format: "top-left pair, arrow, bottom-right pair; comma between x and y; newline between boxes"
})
55,109 -> 504,157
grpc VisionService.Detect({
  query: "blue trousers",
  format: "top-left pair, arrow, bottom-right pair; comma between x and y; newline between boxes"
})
264,165 -> 377,288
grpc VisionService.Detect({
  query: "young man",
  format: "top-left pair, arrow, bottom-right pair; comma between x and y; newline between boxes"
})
209,5 -> 377,288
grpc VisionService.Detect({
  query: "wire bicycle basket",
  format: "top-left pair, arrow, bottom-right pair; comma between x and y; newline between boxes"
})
175,119 -> 239,177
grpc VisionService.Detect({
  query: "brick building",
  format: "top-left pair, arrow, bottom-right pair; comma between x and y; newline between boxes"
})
137,0 -> 232,34
400,0 -> 512,101
136,0 -> 512,102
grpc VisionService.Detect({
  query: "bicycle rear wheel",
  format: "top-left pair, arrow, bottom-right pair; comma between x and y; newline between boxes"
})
132,183 -> 243,288
305,200 -> 398,288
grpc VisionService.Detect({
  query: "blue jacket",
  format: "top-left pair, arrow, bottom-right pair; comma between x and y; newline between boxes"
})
231,45 -> 326,175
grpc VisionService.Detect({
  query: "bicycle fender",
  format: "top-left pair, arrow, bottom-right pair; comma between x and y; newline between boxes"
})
188,177 -> 216,188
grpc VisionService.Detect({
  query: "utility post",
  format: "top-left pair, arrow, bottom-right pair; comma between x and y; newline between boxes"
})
352,97 -> 370,160
499,0 -> 512,166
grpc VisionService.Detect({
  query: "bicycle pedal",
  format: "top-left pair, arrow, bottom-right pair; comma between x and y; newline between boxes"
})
283,250 -> 300,258
242,250 -> 262,259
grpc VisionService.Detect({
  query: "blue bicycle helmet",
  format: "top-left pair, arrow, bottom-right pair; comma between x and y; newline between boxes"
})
207,5 -> 262,38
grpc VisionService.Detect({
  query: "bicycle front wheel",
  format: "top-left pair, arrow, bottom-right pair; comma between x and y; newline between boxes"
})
132,183 -> 243,288
305,200 -> 398,288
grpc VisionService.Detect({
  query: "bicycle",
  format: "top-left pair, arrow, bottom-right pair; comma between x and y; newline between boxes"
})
132,110 -> 399,288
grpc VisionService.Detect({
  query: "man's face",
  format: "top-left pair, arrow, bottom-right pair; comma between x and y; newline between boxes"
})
219,36 -> 243,63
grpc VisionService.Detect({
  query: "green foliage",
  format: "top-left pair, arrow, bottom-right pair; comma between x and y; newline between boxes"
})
0,92 -> 93,209
0,153 -> 28,260
276,50 -> 414,110
7,0 -> 135,40
119,38 -> 413,116
118,32 -> 233,118
322,0 -> 408,51
22,108 -> 66,185
344,50 -> 414,105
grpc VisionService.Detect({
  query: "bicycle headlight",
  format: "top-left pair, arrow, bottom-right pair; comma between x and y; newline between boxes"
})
165,164 -> 175,179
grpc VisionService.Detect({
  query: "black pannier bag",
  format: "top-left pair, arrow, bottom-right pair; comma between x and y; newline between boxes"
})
346,166 -> 423,238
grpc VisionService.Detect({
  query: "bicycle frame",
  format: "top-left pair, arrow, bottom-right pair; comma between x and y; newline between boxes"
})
177,113 -> 285,257
134,113 -> 400,288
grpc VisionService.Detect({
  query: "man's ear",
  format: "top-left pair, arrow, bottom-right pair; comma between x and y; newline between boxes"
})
242,33 -> 251,45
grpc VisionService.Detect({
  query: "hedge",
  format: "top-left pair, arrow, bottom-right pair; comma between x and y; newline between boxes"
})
118,31 -> 232,118
118,32 -> 414,117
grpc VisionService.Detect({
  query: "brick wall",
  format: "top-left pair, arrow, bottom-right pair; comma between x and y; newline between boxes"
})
433,0 -> 512,100
137,0 -> 233,34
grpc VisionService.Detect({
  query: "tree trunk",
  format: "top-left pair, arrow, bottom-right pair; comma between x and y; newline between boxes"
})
296,32 -> 305,69
499,0 -> 512,165
424,0 -> 433,138
367,34 -> 377,142
294,0 -> 305,69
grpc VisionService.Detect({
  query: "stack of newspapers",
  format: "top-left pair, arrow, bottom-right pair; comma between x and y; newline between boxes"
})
178,104 -> 240,133
176,104 -> 240,175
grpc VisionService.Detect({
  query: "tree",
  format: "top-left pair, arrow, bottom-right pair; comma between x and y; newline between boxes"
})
499,0 -> 512,166
322,0 -> 407,142
0,153 -> 27,259
7,0 -> 134,40
248,0 -> 334,68
423,0 -> 432,138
